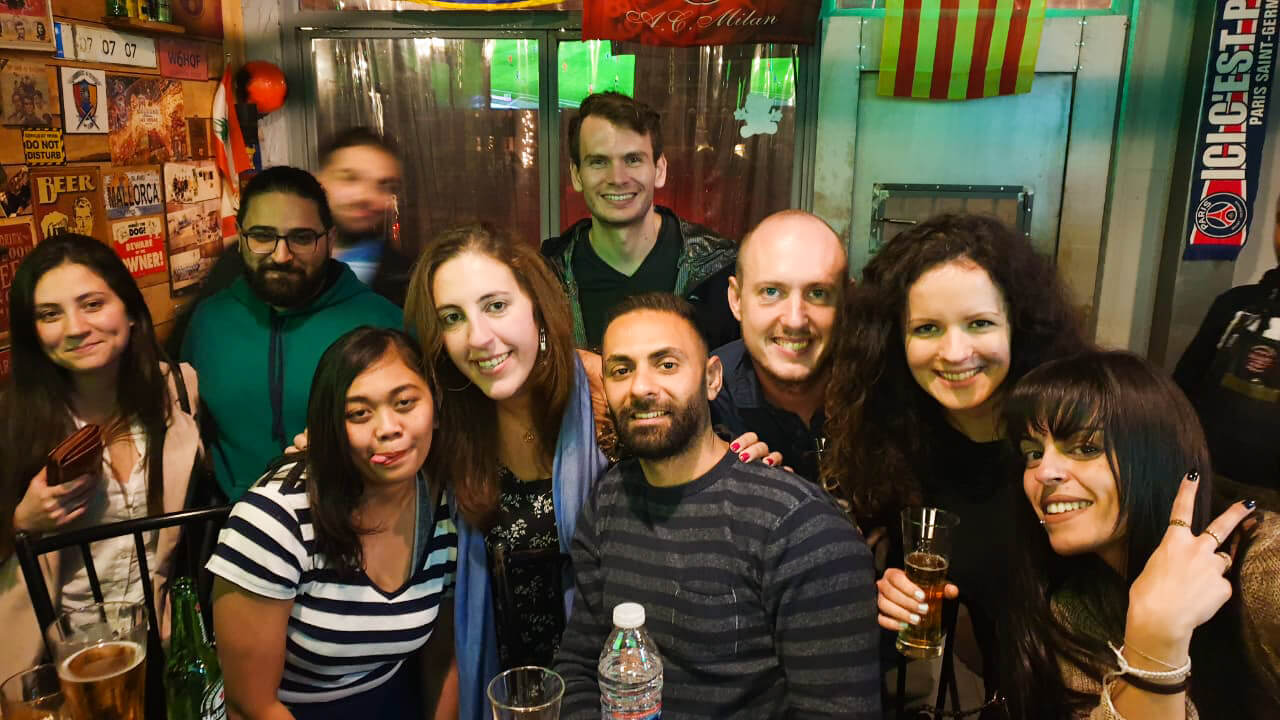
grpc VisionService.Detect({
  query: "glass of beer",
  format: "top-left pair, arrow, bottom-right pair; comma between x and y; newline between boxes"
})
896,506 -> 960,659
1,664 -> 68,720
487,666 -> 564,720
46,601 -> 148,720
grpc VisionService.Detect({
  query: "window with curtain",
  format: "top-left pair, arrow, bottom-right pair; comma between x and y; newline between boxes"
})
833,0 -> 1116,8
557,40 -> 799,241
312,36 -> 544,254
309,32 -> 802,253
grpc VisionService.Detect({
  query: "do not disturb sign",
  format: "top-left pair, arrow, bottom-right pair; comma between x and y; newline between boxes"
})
22,128 -> 66,166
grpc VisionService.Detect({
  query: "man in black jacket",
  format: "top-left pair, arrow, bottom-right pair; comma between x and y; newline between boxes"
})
542,92 -> 738,351
1175,211 -> 1280,491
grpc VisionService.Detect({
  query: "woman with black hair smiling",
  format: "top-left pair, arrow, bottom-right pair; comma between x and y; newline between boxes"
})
208,327 -> 457,720
1002,350 -> 1277,719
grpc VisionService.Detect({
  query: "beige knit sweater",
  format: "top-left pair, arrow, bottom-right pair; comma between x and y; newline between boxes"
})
1052,511 -> 1279,720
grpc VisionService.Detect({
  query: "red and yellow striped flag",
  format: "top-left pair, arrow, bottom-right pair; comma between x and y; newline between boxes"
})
878,0 -> 1047,100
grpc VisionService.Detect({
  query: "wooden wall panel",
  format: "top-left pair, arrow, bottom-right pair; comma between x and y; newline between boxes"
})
2,1 -> 225,361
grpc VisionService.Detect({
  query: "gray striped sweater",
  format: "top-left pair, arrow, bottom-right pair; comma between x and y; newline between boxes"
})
554,452 -> 881,719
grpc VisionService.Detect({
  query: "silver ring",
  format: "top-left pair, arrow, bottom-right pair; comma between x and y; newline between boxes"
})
1215,551 -> 1232,574
1204,529 -> 1224,546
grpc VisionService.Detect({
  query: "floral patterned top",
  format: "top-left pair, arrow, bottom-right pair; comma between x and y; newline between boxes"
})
485,466 -> 566,669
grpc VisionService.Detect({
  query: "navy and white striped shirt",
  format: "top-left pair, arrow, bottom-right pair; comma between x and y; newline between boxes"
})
207,459 -> 457,704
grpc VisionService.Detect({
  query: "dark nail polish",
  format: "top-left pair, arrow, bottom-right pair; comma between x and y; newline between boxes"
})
1244,499 -> 1257,509
1188,470 -> 1199,482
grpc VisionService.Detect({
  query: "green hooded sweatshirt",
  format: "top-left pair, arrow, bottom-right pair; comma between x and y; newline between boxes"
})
181,260 -> 403,500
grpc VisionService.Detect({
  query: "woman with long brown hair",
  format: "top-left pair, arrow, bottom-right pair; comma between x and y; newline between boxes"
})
822,213 -> 1088,700
0,233 -> 203,683
406,223 -> 775,720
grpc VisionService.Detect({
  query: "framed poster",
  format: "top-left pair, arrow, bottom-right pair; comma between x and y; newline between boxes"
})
110,215 -> 168,285
0,56 -> 54,126
107,74 -> 186,165
0,165 -> 31,216
164,160 -> 219,204
30,166 -> 107,242
0,217 -> 36,341
165,198 -> 220,295
103,166 -> 164,219
0,0 -> 55,53
59,67 -> 107,134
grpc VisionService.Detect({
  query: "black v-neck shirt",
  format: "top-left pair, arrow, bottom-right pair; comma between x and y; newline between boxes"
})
572,214 -> 682,349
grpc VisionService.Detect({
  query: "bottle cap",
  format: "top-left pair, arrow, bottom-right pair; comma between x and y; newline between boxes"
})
613,602 -> 645,629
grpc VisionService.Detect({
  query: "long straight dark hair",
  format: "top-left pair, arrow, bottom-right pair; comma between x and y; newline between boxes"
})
0,234 -> 171,557
304,327 -> 433,573
405,223 -> 575,530
1001,350 -> 1252,718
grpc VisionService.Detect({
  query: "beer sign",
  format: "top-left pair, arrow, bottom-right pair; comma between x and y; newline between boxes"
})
110,216 -> 167,283
103,167 -> 163,219
30,167 -> 107,243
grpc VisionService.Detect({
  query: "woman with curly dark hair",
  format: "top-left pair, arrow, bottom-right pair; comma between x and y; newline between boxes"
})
821,213 -> 1088,695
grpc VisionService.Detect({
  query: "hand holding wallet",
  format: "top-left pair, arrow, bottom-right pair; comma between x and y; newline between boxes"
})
45,424 -> 104,486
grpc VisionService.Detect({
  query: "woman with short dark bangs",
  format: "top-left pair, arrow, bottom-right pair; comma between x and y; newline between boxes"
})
1002,350 -> 1277,720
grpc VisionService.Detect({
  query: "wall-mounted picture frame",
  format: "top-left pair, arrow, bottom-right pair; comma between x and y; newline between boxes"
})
0,0 -> 56,53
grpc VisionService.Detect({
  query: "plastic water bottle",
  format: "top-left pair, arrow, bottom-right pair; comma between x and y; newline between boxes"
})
598,602 -> 663,719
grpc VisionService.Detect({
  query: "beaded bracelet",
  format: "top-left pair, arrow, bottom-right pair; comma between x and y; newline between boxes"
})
1105,641 -> 1192,686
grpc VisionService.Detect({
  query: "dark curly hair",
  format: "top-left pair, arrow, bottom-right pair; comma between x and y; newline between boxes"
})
821,213 -> 1087,528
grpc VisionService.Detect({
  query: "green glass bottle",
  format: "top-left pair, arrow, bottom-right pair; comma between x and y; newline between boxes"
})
165,577 -> 227,720
106,0 -> 129,18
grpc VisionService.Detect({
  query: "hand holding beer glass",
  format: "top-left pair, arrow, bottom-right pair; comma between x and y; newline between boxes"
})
46,601 -> 148,720
876,507 -> 959,659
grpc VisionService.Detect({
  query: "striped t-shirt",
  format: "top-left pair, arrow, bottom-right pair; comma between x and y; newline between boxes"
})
206,458 -> 458,704
554,452 -> 881,719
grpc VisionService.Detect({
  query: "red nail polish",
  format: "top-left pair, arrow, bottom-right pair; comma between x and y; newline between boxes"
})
730,442 -> 740,452
764,458 -> 774,466
740,453 -> 750,462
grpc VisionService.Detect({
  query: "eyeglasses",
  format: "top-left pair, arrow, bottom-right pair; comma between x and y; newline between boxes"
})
239,226 -> 328,256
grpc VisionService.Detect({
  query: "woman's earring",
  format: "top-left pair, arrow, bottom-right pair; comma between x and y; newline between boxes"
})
539,328 -> 547,352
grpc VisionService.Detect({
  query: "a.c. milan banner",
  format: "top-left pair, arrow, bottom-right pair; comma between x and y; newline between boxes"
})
878,0 -> 1047,100
1184,0 -> 1277,261
413,0 -> 561,7
583,0 -> 821,47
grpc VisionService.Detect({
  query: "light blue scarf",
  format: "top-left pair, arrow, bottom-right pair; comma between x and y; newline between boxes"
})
452,354 -> 607,720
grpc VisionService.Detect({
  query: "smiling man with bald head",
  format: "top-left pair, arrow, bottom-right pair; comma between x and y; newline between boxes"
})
712,210 -> 848,483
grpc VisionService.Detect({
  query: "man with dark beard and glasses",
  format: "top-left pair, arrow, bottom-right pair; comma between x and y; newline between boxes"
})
180,166 -> 402,501
553,293 -> 880,720
713,210 -> 847,483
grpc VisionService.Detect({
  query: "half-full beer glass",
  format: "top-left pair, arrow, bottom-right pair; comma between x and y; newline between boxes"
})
47,601 -> 148,720
896,507 -> 959,659
1,664 -> 68,720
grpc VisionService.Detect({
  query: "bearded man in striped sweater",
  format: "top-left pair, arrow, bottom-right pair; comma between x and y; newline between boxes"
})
553,292 -> 881,719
